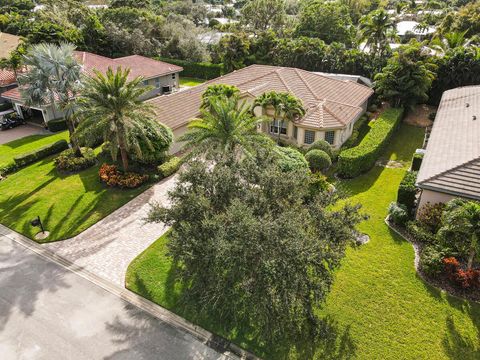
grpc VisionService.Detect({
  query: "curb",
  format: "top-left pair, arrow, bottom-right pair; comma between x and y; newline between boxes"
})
0,224 -> 259,360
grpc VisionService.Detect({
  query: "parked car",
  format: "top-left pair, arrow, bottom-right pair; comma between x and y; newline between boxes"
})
0,111 -> 25,130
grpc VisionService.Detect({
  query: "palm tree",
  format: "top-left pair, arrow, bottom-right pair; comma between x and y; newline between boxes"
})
429,31 -> 474,54
200,84 -> 240,110
439,199 -> 480,270
180,96 -> 268,158
253,91 -> 305,144
18,43 -> 83,156
75,67 -> 172,171
359,9 -> 397,57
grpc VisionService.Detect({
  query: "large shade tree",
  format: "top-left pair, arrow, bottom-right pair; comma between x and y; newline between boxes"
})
18,42 -> 83,156
146,152 -> 365,349
75,67 -> 172,170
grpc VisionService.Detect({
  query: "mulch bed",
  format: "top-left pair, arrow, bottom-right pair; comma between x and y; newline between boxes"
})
386,217 -> 480,303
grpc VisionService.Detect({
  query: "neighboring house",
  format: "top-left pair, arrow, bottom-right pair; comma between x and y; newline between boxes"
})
396,21 -> 435,40
1,51 -> 182,125
0,32 -> 22,104
416,86 -> 480,211
149,64 -> 373,154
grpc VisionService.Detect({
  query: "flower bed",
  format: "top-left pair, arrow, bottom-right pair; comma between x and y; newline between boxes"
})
99,164 -> 148,189
54,147 -> 97,172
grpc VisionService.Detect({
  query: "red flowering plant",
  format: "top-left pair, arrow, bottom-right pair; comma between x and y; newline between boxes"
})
99,163 -> 148,189
442,257 -> 480,289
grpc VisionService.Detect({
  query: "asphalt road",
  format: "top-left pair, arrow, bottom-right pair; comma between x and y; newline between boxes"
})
0,235 -> 226,360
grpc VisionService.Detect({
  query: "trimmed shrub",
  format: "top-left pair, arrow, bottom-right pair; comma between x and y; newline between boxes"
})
388,202 -> 409,226
308,139 -> 333,159
99,164 -> 148,188
443,257 -> 480,289
406,220 -> 436,244
420,244 -> 451,276
411,152 -> 424,171
47,118 -> 68,132
342,115 -> 369,149
156,57 -> 224,79
13,140 -> 69,167
305,149 -> 332,172
416,202 -> 445,233
0,161 -> 18,177
157,156 -> 182,178
276,147 -> 308,172
337,108 -> 404,178
397,171 -> 418,213
54,147 -> 96,172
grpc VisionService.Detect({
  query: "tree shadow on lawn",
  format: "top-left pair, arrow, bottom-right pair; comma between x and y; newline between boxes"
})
442,314 -> 480,360
335,166 -> 386,198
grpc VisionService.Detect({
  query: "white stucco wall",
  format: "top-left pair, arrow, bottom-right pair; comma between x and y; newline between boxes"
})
416,189 -> 454,215
170,126 -> 187,154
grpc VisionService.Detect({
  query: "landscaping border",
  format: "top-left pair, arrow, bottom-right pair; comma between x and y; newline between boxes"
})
384,216 -> 479,303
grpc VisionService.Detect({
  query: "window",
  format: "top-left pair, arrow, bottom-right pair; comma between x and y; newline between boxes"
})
172,73 -> 176,79
155,78 -> 161,88
304,130 -> 315,144
325,130 -> 335,145
143,80 -> 149,86
270,120 -> 287,135
293,126 -> 298,139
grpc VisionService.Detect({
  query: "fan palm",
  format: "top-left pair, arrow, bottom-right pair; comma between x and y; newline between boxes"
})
18,43 -> 83,156
359,9 -> 397,57
180,96 -> 268,158
439,199 -> 480,270
253,91 -> 305,144
75,67 -> 172,171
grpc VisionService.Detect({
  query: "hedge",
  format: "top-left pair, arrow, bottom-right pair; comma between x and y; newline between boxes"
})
411,152 -> 424,171
397,170 -> 418,214
156,57 -> 224,80
0,161 -> 18,177
47,118 -> 68,132
13,140 -> 69,167
337,108 -> 404,178
305,149 -> 331,172
157,156 -> 182,178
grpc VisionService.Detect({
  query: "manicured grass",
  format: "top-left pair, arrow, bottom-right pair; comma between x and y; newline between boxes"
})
0,154 -> 148,243
126,124 -> 480,359
0,131 -> 69,167
179,77 -> 206,87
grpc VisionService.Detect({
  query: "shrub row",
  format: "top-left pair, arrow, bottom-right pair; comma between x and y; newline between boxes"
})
0,161 -> 18,177
47,118 -> 68,132
411,152 -> 424,171
156,57 -> 224,79
99,164 -> 148,188
337,108 -> 404,178
157,156 -> 182,178
13,140 -> 69,168
54,147 -> 96,172
397,171 -> 418,214
341,115 -> 369,149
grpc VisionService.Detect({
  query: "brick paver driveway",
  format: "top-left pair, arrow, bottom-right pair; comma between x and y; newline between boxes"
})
44,175 -> 176,286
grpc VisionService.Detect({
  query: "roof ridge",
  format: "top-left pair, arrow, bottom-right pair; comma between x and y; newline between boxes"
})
323,102 -> 347,126
325,98 -> 363,109
418,156 -> 480,185
294,68 -> 320,100
275,67 -> 293,93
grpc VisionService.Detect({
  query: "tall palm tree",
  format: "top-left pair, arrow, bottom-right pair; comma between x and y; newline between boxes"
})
180,96 -> 268,158
18,43 -> 83,156
253,91 -> 305,144
359,9 -> 397,57
200,84 -> 240,110
75,67 -> 172,171
439,199 -> 480,270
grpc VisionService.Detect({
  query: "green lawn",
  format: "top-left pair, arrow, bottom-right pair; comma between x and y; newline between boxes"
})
126,123 -> 479,359
179,77 -> 206,87
0,153 -> 148,243
0,131 -> 69,167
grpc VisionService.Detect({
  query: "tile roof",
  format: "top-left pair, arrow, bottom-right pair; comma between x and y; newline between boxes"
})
0,32 -> 21,59
0,69 -> 16,87
417,86 -> 480,200
148,65 -> 373,131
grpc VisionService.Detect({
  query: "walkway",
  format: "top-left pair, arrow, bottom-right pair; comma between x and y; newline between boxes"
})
43,175 -> 177,286
0,234 -> 227,360
0,124 -> 48,145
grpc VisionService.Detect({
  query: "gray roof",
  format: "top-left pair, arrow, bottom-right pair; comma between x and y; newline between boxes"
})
417,86 -> 480,200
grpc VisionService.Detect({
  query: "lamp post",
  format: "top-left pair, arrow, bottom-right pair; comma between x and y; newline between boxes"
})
30,216 -> 45,234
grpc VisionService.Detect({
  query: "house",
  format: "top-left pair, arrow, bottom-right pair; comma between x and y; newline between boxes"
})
0,32 -> 22,104
148,64 -> 373,154
416,86 -> 480,211
1,51 -> 183,125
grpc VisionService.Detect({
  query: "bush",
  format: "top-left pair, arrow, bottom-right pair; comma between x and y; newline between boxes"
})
305,149 -> 332,172
411,152 -> 423,171
368,104 -> 378,112
406,220 -> 436,244
342,115 -> 369,149
416,202 -> 445,233
388,202 -> 409,226
99,164 -> 148,188
13,140 -> 69,167
47,118 -> 68,132
397,171 -> 418,213
307,172 -> 331,200
276,147 -> 308,172
428,112 -> 436,121
308,139 -> 333,159
54,147 -> 96,172
0,161 -> 18,177
337,108 -> 404,177
443,257 -> 480,289
0,102 -> 13,111
420,244 -> 451,276
156,57 -> 224,80
157,156 -> 182,178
